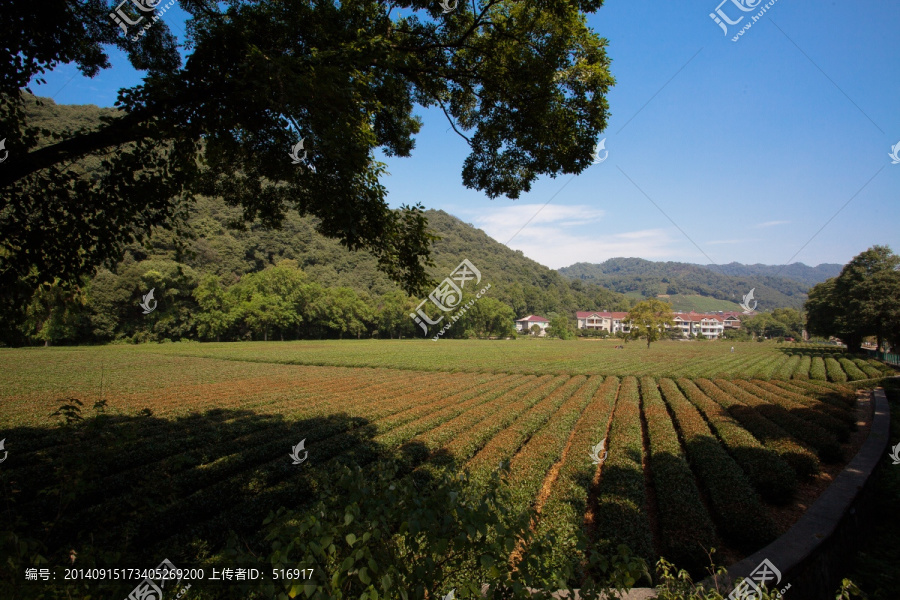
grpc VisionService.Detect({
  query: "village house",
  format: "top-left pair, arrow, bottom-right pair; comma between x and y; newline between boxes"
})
515,315 -> 550,336
672,313 -> 725,339
575,311 -> 632,334
575,310 -> 741,339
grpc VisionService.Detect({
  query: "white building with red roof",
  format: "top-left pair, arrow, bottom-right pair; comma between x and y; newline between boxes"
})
575,311 -> 632,334
672,312 -> 725,339
515,315 -> 550,336
575,309 -> 740,339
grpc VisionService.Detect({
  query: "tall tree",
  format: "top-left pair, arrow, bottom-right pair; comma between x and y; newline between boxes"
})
194,274 -> 234,342
805,246 -> 900,351
1,0 -> 615,302
627,298 -> 675,349
377,290 -> 416,339
547,313 -> 575,340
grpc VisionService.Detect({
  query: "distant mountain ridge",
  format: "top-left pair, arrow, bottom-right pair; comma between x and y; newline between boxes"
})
703,262 -> 842,287
557,257 -> 839,310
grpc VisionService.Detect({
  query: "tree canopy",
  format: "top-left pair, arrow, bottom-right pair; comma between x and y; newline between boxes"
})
1,0 -> 615,301
805,246 -> 900,351
626,298 -> 675,349
742,308 -> 803,340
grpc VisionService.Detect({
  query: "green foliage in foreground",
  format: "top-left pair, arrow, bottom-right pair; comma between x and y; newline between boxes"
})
654,558 -> 864,600
222,461 -> 648,599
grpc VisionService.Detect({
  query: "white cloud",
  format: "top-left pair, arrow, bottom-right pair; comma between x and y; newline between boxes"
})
457,203 -> 689,268
466,203 -> 606,244
507,228 -> 682,269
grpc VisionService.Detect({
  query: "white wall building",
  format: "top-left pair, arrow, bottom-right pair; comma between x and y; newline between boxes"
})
574,311 -> 632,334
575,310 -> 739,339
516,315 -> 550,336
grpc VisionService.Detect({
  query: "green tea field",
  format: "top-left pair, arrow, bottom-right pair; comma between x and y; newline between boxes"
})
0,340 -> 892,598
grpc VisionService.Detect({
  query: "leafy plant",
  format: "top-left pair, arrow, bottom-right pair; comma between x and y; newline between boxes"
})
224,460 -> 647,599
49,398 -> 83,425
655,557 -> 863,600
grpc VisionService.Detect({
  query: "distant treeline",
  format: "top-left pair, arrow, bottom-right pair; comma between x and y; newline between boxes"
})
16,258 -> 525,344
2,181 -> 636,345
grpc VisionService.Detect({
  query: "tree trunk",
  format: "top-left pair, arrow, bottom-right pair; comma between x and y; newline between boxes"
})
264,329 -> 268,342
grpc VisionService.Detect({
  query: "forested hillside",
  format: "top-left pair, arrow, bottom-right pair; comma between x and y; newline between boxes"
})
2,96 -> 835,346
2,95 -> 634,346
559,257 -> 819,310
9,198 -> 631,345
705,262 -> 841,287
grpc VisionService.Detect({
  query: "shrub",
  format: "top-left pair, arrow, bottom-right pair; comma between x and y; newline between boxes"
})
751,380 -> 855,428
810,356 -> 828,381
825,356 -> 849,383
838,358 -> 868,381
658,379 -> 777,551
676,378 -> 796,504
693,379 -> 820,478
641,377 -> 718,571
732,380 -> 851,441
851,358 -> 883,378
531,377 -> 623,584
467,376 -> 587,484
713,379 -> 842,463
793,355 -> 811,380
593,377 -> 656,568
773,354 -> 801,380
504,376 -> 604,511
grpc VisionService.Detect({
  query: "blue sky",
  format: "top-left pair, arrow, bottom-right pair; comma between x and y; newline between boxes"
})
31,0 -> 900,270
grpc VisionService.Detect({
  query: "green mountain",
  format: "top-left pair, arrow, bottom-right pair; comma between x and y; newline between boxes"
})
169,198 -> 631,318
703,262 -> 841,287
558,257 -> 820,311
4,95 -> 636,345
9,192 -> 634,344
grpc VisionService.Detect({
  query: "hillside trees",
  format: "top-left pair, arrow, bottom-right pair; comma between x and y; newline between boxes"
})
23,280 -> 87,346
376,291 -> 418,339
559,258 -> 812,309
194,275 -> 234,342
230,262 -> 308,341
806,246 -> 900,351
315,288 -> 374,340
2,0 -> 616,305
548,313 -> 576,339
454,297 -> 516,339
743,308 -> 803,340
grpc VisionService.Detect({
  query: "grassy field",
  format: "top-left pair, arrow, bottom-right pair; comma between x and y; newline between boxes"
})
49,338 -> 891,380
0,341 -> 892,597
